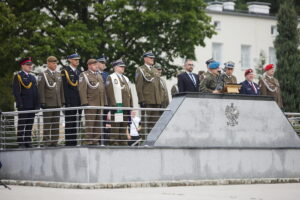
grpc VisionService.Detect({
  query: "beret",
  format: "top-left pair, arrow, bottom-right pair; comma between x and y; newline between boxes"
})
208,61 -> 220,69
244,68 -> 254,76
264,64 -> 274,71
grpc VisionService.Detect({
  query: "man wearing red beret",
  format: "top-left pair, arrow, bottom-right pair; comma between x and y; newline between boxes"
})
239,69 -> 260,95
259,64 -> 283,108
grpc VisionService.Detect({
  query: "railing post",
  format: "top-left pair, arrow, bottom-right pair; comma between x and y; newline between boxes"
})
100,109 -> 104,146
76,109 -> 81,146
0,109 -> 3,150
37,112 -> 41,148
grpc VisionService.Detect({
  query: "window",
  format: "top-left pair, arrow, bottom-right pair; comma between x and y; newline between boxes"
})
271,25 -> 278,36
214,21 -> 221,30
269,47 -> 277,65
241,45 -> 251,69
212,43 -> 223,63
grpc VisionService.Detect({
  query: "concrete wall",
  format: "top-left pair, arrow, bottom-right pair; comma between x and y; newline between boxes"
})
152,94 -> 300,148
1,147 -> 300,183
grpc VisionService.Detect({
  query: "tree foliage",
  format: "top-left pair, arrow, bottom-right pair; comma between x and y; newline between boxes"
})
255,50 -> 266,77
0,0 -> 215,111
274,0 -> 300,112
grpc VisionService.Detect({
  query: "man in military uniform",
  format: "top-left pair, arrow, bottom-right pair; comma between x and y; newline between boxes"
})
216,61 -> 237,92
171,84 -> 179,96
155,65 -> 169,108
38,56 -> 65,147
61,53 -> 82,146
12,57 -> 39,148
106,59 -> 133,146
259,64 -> 283,108
79,59 -> 106,145
97,55 -> 109,82
135,51 -> 162,134
200,61 -> 220,93
199,58 -> 215,85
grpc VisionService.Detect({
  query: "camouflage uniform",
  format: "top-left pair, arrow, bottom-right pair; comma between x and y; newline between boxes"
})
199,72 -> 219,93
216,73 -> 237,92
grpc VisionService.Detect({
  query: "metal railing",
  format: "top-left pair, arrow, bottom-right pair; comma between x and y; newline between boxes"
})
285,112 -> 300,136
0,106 -> 169,149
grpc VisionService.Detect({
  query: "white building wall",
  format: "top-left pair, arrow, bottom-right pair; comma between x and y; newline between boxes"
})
157,11 -> 279,104
194,12 -> 277,83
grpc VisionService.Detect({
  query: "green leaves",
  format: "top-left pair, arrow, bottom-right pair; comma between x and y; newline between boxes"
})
0,0 -> 215,111
274,0 -> 300,112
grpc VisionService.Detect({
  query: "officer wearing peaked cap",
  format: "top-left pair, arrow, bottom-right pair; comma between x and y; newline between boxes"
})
79,59 -> 106,145
38,56 -> 65,146
12,57 -> 39,148
106,59 -> 133,146
135,51 -> 162,135
97,54 -> 109,83
216,61 -> 237,92
61,53 -> 82,146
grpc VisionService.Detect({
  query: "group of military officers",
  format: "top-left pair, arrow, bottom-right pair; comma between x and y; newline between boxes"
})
175,58 -> 283,108
12,51 -> 168,148
12,52 -> 282,148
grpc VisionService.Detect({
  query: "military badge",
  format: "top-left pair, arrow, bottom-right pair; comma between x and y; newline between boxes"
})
225,103 -> 239,126
114,79 -> 118,84
79,76 -> 83,83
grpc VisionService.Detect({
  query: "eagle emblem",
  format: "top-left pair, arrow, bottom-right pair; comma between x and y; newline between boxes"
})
225,103 -> 239,126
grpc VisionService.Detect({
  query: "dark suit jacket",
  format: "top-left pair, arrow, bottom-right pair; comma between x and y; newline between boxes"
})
12,71 -> 39,110
101,71 -> 109,83
178,72 -> 200,92
61,66 -> 81,107
239,80 -> 260,95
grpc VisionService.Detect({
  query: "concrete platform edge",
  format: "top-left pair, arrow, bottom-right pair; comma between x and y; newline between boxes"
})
1,178 -> 300,190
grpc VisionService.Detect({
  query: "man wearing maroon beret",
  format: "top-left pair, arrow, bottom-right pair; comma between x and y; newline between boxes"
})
239,69 -> 260,95
259,64 -> 283,108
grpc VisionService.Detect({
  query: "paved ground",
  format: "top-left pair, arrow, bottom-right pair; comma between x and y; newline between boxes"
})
1,183 -> 300,200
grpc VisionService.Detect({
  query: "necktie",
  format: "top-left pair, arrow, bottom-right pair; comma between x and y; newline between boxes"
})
189,73 -> 196,86
251,82 -> 257,94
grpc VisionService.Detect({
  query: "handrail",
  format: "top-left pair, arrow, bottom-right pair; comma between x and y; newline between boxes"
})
1,106 -> 170,116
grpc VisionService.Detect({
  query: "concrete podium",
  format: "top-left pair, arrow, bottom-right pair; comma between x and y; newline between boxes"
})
1,93 -> 300,186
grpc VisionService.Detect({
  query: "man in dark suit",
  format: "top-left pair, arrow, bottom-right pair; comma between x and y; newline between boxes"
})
12,57 -> 39,148
177,59 -> 200,92
61,53 -> 82,146
97,55 -> 109,82
239,69 -> 260,95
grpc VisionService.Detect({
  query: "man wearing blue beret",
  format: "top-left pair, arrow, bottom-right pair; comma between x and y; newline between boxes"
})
200,61 -> 220,93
